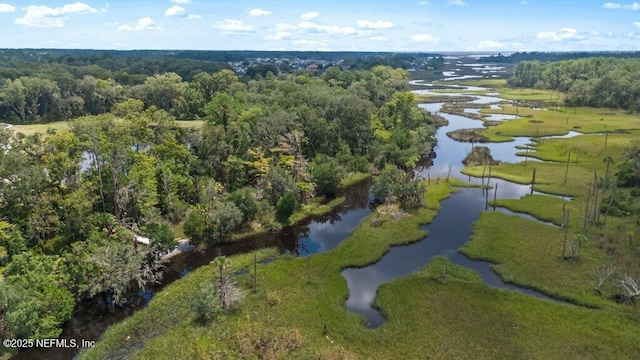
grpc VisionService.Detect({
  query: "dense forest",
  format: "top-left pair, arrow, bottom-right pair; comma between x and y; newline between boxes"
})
0,52 -> 437,353
508,57 -> 640,110
0,50 -> 433,124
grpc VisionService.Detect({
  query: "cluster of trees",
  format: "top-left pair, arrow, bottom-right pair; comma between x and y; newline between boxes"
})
0,60 -> 436,348
508,57 -> 640,110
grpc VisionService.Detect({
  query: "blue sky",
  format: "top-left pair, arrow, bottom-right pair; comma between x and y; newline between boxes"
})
0,0 -> 639,51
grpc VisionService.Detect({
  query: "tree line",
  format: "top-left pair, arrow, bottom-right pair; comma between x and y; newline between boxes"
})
0,61 -> 436,350
508,57 -> 640,111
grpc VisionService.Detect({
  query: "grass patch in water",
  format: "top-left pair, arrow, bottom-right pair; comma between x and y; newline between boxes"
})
375,258 -> 639,360
447,78 -> 508,88
81,181 -> 461,359
339,172 -> 372,188
460,211 -> 610,307
481,105 -> 640,140
498,88 -> 566,102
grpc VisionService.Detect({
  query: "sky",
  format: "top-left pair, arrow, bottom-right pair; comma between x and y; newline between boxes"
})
0,0 -> 639,52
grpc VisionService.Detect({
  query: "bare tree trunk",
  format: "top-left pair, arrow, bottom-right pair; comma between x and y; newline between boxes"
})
564,152 -> 570,184
563,210 -> 569,259
583,188 -> 591,232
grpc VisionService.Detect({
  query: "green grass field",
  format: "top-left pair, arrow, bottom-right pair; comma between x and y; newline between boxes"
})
10,121 -> 70,135
8,119 -> 205,136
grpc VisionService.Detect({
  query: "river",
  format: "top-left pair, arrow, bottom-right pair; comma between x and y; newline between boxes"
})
16,78 -> 573,359
15,179 -> 374,360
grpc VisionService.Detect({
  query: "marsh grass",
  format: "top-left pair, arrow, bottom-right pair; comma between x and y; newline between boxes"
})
83,177 -> 640,359
481,105 -> 640,140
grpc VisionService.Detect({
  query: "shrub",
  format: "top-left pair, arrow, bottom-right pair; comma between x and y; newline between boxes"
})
183,201 -> 242,246
371,166 -> 424,210
311,155 -> 344,196
143,221 -> 175,251
194,282 -> 222,325
227,187 -> 258,224
276,192 -> 297,222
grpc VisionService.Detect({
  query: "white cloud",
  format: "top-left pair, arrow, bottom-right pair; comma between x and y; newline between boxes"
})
14,2 -> 99,28
537,27 -> 585,41
300,11 -> 319,20
634,21 -> 640,28
419,1 -> 429,5
408,33 -> 437,42
117,17 -> 162,31
603,2 -> 640,9
477,40 -> 505,49
0,3 -> 16,13
292,39 -> 328,47
172,0 -> 191,4
187,14 -> 202,20
521,1 -> 529,4
356,19 -> 396,29
249,8 -> 271,17
264,31 -> 292,40
275,23 -> 296,31
212,19 -> 253,32
449,0 -> 467,5
298,21 -> 356,35
371,36 -> 389,41
165,5 -> 185,17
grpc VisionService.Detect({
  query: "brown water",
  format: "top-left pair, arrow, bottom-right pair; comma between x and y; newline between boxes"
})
14,178 -> 374,360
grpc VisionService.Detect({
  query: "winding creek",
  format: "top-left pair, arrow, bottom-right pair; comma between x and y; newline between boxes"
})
18,78 -> 581,359
342,80 -> 575,328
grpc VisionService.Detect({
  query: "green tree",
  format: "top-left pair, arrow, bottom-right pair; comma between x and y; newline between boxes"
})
227,187 -> 258,224
133,72 -> 186,115
276,191 -> 297,222
0,253 -> 74,341
184,201 -> 242,246
311,155 -> 344,196
372,166 -> 424,210
204,93 -> 243,129
616,140 -> 640,188
0,76 -> 61,123
0,222 -> 26,267
70,227 -> 163,306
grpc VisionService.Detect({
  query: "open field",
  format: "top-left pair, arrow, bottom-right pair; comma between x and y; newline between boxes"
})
7,119 -> 205,136
9,121 -> 70,135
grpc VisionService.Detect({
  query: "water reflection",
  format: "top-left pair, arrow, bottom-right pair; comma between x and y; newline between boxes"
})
343,83 -> 571,328
18,178 -> 374,360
